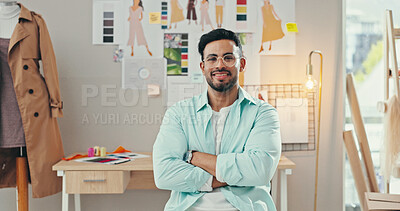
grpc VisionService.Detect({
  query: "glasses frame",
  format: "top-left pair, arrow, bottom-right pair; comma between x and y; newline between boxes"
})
202,54 -> 242,68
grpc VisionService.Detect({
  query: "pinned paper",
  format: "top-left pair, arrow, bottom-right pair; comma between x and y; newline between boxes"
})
286,23 -> 298,32
149,12 -> 161,24
276,98 -> 308,144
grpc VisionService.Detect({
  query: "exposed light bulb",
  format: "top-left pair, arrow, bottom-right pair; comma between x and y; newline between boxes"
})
305,75 -> 317,91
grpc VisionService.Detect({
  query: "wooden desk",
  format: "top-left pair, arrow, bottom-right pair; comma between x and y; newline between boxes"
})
53,152 -> 295,211
53,152 -> 155,211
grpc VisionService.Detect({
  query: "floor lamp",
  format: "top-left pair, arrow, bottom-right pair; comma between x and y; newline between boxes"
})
305,50 -> 323,211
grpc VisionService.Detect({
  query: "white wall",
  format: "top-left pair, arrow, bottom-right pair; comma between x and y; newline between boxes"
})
0,0 -> 344,210
260,0 -> 344,210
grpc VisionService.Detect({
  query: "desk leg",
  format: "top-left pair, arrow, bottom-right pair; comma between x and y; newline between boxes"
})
280,169 -> 292,211
74,194 -> 81,211
271,171 -> 278,205
57,171 -> 68,211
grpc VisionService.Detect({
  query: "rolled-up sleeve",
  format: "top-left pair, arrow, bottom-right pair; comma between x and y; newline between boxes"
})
153,106 -> 211,192
216,105 -> 281,186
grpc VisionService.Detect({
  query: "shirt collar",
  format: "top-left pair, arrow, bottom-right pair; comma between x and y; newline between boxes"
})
17,3 -> 33,22
196,86 -> 256,112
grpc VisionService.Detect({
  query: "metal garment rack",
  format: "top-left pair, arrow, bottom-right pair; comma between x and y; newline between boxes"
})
243,84 -> 316,152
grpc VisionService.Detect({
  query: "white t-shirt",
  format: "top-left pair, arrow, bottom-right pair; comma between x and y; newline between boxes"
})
189,105 -> 238,211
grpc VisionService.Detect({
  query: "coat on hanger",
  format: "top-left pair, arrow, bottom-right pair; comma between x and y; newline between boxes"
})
0,3 -> 64,198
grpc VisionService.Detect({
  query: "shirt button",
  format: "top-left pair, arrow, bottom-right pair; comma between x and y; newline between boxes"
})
34,112 -> 39,117
28,89 -> 34,94
23,65 -> 28,70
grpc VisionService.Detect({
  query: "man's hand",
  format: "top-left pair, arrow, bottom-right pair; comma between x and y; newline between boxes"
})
212,177 -> 227,188
190,151 -> 217,176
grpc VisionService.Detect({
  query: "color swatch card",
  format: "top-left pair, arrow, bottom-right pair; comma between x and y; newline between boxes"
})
93,0 -> 123,45
236,0 -> 247,29
161,1 -> 168,29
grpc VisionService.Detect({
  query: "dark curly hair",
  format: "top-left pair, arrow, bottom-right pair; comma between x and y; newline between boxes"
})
198,28 -> 242,61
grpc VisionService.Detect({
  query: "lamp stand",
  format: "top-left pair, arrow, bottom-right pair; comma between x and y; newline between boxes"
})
307,50 -> 323,211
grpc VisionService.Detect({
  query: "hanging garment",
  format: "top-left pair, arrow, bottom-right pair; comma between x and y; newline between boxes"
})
0,3 -> 64,198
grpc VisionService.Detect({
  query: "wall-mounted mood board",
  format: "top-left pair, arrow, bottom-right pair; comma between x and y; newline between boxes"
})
243,84 -> 316,152
92,0 -> 297,106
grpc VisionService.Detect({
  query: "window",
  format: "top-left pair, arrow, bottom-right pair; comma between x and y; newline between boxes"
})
345,1 -> 400,210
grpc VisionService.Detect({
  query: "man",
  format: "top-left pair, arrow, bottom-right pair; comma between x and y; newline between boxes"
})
153,29 -> 281,211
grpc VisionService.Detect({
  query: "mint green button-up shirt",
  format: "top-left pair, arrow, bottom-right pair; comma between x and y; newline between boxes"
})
153,87 -> 281,211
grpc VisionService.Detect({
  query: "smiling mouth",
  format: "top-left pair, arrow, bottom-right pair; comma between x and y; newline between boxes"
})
212,71 -> 230,76
212,72 -> 230,80
213,73 -> 228,76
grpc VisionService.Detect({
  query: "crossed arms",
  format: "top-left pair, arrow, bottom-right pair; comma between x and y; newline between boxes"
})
153,104 -> 281,193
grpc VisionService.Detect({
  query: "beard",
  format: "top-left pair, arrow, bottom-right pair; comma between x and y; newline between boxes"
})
205,69 -> 238,92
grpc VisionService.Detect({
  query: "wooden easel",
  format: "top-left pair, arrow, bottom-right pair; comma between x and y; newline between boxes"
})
343,130 -> 400,210
346,74 -> 379,193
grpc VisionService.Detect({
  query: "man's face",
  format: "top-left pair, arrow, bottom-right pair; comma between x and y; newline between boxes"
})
200,39 -> 245,93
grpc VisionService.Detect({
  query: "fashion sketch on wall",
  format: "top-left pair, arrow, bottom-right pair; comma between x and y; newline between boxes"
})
215,0 -> 224,28
259,0 -> 284,52
120,0 -> 163,58
200,0 -> 213,31
256,0 -> 295,55
169,0 -> 185,29
166,0 -> 236,33
186,0 -> 198,24
127,0 -> 152,56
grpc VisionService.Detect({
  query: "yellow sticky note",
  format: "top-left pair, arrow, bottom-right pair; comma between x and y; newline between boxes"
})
286,23 -> 298,32
149,12 -> 161,24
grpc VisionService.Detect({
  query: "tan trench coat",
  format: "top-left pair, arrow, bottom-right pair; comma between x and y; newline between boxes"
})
0,4 -> 64,198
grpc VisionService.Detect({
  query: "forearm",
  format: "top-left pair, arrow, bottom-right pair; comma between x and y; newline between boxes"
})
212,177 -> 227,188
153,155 -> 211,192
216,150 -> 280,186
190,151 -> 217,177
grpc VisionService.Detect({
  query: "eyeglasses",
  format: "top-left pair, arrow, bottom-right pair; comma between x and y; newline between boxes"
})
203,54 -> 239,67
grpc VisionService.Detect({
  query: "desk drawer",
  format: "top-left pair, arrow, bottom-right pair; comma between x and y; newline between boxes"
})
65,171 -> 129,194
